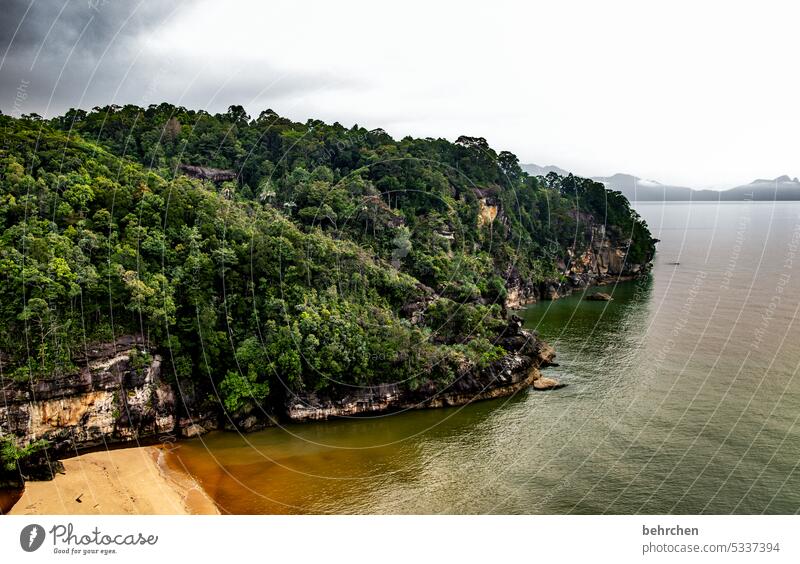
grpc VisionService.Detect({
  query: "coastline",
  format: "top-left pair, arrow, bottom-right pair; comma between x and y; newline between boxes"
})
7,446 -> 218,515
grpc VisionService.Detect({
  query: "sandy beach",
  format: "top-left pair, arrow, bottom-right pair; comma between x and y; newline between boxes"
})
8,446 -> 218,515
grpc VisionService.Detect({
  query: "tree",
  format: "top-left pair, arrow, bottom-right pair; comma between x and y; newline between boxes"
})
163,117 -> 181,141
498,151 -> 522,184
224,105 -> 250,125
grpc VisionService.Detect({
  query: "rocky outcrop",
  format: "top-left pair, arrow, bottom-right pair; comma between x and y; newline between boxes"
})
504,225 -> 651,308
0,337 -> 180,461
285,317 -> 557,422
558,225 -> 649,291
473,187 -> 504,229
477,197 -> 499,227
532,376 -> 564,390
179,164 -> 237,183
0,336 -> 232,480
1,323 -> 560,479
504,268 -> 541,309
586,292 -> 613,301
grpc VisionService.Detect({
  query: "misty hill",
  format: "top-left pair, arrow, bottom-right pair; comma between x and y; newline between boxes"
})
521,163 -> 572,177
590,173 -> 698,201
524,163 -> 800,201
599,174 -> 800,201
730,176 -> 800,200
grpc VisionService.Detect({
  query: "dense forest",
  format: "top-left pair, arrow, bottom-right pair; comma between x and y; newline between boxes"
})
0,104 -> 655,418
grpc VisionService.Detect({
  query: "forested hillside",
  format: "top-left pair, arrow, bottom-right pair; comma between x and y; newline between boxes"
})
0,105 -> 655,415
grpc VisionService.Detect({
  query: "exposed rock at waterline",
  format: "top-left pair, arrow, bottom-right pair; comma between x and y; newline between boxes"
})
0,336 -> 221,479
532,376 -> 564,391
1,321 -> 560,479
586,292 -> 613,301
286,317 -> 557,422
504,224 -> 652,309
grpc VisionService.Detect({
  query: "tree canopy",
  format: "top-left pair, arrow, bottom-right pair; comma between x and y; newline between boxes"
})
0,105 -> 655,415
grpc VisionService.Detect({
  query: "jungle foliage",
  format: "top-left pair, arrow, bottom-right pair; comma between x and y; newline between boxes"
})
0,105 -> 654,413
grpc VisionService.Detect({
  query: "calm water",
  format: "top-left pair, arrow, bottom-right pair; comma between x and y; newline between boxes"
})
168,202 -> 800,514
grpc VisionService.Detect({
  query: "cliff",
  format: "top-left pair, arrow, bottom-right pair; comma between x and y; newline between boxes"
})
0,109 -> 656,486
0,338 -> 221,487
0,337 -> 172,477
0,320 -> 556,478
505,225 -> 651,308
286,317 -> 556,422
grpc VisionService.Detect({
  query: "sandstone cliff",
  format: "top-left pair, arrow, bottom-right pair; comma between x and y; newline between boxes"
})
0,337 -> 177,466
1,319 -> 557,478
286,317 -> 556,422
505,225 -> 651,308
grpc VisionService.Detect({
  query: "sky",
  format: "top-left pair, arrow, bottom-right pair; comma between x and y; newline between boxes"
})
0,0 -> 797,188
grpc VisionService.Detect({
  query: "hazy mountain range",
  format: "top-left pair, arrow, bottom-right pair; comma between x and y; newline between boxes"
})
522,164 -> 800,201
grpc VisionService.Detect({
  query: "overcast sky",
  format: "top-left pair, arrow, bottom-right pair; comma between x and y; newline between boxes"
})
1,0 -> 797,188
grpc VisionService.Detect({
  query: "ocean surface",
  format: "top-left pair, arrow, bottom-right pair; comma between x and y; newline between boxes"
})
167,201 -> 800,514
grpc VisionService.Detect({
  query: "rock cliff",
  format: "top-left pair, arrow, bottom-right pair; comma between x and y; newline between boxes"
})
286,318 -> 556,422
2,320 -> 558,468
0,337 -> 178,462
505,225 -> 651,308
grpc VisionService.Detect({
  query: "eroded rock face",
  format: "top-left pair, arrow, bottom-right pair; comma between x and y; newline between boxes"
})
503,268 -> 541,309
0,337 -> 178,459
504,227 -> 651,309
286,318 -> 558,422
477,197 -> 499,226
1,322 -> 561,480
178,164 -> 237,183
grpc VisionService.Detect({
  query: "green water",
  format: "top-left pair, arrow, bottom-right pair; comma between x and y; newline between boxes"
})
169,202 -> 800,514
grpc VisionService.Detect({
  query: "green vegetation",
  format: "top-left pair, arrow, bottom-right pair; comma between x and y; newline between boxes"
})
0,105 -> 654,414
0,435 -> 49,472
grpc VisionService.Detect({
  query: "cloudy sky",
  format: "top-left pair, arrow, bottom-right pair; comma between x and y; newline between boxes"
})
1,0 -> 797,187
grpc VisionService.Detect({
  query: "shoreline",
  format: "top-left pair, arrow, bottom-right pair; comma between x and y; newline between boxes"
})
7,445 -> 218,515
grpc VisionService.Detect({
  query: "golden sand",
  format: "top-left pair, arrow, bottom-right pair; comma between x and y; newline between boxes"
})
8,446 -> 218,515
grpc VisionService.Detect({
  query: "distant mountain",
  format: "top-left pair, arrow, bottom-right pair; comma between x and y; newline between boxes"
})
721,176 -> 800,201
521,163 -> 572,177
594,174 -> 800,201
750,175 -> 798,185
522,163 -> 800,201
590,173 -> 698,202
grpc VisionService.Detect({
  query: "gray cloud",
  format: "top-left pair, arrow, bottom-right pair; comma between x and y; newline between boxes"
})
1,0 -> 795,187
0,0 -> 157,55
0,0 -> 345,118
0,0 -> 173,115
